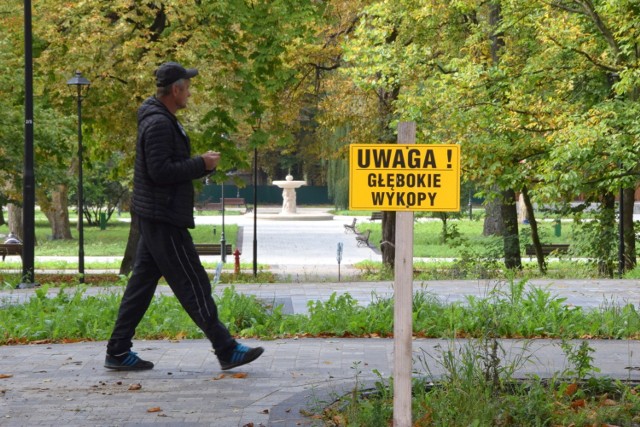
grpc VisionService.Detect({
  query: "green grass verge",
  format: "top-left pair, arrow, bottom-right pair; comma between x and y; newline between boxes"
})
2,279 -> 639,345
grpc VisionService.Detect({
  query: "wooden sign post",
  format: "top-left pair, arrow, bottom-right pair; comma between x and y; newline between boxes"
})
393,121 -> 415,426
348,122 -> 460,426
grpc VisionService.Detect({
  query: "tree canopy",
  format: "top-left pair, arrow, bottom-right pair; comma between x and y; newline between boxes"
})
2,0 -> 639,273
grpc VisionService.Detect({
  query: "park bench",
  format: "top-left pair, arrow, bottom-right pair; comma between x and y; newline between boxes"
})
356,229 -> 371,247
525,244 -> 570,259
221,198 -> 249,211
0,243 -> 22,261
194,243 -> 233,256
196,198 -> 251,213
344,218 -> 357,233
369,211 -> 383,221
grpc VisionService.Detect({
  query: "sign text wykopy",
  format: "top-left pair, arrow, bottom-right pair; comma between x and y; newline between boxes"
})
349,144 -> 461,212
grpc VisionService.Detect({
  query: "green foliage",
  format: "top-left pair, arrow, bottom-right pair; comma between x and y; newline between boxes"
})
4,279 -> 640,345
76,155 -> 129,227
305,292 -> 394,337
321,297 -> 640,427
560,340 -> 600,381
2,0 -> 639,271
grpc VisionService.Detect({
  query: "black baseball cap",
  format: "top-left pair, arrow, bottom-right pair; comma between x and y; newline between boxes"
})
155,62 -> 198,87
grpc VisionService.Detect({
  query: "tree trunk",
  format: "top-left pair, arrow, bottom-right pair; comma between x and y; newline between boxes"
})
483,190 -> 503,236
483,3 -> 507,241
439,212 -> 449,243
0,206 -> 4,226
381,211 -> 396,270
501,189 -> 521,269
521,187 -> 546,273
38,184 -> 73,240
7,204 -> 24,241
597,192 -> 616,277
119,211 -> 140,275
622,187 -> 636,271
489,2 -> 504,64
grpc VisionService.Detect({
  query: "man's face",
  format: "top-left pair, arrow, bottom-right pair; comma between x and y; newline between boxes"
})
173,79 -> 191,110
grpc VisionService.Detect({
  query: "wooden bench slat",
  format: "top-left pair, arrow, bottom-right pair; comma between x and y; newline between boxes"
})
356,230 -> 371,247
0,243 -> 23,261
344,218 -> 357,233
194,243 -> 233,256
221,198 -> 246,207
197,198 -> 251,213
525,244 -> 570,257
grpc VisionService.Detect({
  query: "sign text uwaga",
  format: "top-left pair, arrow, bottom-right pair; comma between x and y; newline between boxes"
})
349,144 -> 460,212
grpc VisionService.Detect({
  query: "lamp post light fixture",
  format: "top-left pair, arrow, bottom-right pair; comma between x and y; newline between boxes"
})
67,71 -> 90,283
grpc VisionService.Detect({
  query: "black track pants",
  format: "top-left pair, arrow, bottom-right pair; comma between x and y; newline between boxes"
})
107,218 -> 236,357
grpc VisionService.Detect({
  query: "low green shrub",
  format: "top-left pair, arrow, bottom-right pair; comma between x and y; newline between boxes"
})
3,279 -> 640,344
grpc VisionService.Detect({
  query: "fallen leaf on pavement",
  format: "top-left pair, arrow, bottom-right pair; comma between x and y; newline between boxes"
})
232,372 -> 248,379
147,407 -> 162,413
128,383 -> 142,391
0,374 -> 13,379
212,374 -> 226,381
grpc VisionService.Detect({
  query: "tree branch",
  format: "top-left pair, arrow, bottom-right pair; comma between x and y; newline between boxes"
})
543,1 -> 584,15
575,0 -> 621,59
546,0 -> 621,61
546,33 -> 619,72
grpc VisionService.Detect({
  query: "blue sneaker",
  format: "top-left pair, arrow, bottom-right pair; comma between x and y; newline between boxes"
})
104,351 -> 154,371
219,344 -> 264,370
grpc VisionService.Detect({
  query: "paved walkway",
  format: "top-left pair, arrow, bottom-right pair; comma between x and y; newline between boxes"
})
1,337 -> 640,426
2,209 -> 640,426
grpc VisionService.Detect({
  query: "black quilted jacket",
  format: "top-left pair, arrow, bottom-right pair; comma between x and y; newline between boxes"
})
131,96 -> 208,228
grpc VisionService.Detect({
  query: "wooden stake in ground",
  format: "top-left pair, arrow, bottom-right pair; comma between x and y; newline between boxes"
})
393,121 -> 415,427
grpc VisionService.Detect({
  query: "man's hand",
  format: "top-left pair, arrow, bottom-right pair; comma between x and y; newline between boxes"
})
202,151 -> 221,171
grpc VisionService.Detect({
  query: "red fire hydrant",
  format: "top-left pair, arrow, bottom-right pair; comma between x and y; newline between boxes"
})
233,249 -> 241,275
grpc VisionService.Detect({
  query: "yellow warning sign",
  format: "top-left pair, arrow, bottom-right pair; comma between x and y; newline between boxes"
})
349,144 -> 461,212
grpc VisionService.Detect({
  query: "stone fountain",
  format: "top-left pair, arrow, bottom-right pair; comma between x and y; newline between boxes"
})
256,174 -> 333,221
272,174 -> 306,214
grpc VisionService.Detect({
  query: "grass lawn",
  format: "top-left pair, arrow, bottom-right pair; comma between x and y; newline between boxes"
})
356,217 -> 578,258
0,212 -> 239,257
1,207 -> 635,280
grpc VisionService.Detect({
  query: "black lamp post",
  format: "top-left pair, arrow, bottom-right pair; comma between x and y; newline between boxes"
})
220,181 -> 226,263
67,71 -> 90,283
252,147 -> 258,277
19,0 -> 37,289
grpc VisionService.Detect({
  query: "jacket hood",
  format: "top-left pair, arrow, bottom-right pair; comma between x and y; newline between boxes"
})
137,96 -> 174,124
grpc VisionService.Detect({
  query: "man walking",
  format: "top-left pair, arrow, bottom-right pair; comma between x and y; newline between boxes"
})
105,62 -> 263,371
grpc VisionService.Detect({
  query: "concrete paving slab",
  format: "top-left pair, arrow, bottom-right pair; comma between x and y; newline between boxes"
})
1,338 -> 640,426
